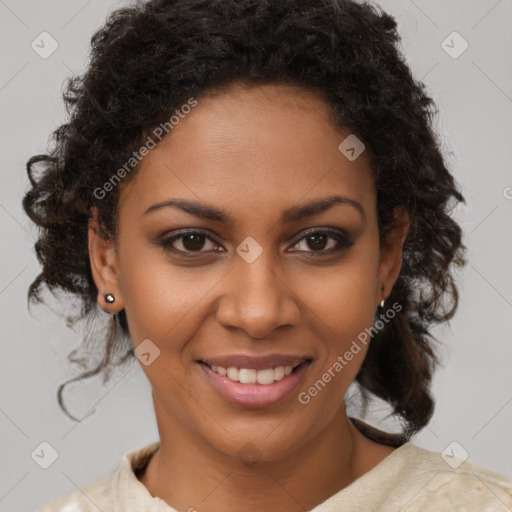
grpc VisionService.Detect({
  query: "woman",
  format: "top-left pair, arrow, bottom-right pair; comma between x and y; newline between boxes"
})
24,0 -> 512,510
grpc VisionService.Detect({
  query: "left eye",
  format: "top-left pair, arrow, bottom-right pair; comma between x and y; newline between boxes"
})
291,231 -> 347,253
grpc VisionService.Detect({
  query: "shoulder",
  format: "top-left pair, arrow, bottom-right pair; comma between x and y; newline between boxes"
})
37,441 -> 160,512
386,443 -> 512,511
37,475 -> 112,512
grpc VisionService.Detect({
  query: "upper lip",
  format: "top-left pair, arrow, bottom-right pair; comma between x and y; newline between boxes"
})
198,354 -> 313,371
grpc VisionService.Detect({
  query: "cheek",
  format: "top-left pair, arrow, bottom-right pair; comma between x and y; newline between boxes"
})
305,239 -> 380,333
117,235 -> 223,361
308,278 -> 375,376
327,269 -> 378,337
297,237 -> 380,385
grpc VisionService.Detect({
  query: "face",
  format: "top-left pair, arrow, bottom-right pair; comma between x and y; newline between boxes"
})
89,83 -> 407,462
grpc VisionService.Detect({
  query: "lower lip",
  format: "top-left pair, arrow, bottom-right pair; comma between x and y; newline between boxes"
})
198,361 -> 311,409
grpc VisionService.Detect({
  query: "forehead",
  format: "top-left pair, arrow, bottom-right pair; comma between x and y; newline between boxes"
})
119,83 -> 375,221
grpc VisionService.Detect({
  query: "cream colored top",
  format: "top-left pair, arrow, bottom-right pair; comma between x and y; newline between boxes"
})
38,441 -> 512,511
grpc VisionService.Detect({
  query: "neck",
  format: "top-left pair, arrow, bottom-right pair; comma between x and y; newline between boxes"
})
139,404 -> 395,511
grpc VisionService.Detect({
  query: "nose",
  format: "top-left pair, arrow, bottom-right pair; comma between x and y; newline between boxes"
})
215,254 -> 300,339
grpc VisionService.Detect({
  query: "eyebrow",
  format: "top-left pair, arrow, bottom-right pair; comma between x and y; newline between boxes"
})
143,194 -> 365,224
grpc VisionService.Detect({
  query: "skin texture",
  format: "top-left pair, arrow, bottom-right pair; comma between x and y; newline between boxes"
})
88,83 -> 409,511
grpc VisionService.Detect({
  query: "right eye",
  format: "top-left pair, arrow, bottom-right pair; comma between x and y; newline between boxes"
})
157,230 -> 224,256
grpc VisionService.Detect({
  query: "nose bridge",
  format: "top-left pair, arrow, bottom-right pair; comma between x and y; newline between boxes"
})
216,244 -> 299,337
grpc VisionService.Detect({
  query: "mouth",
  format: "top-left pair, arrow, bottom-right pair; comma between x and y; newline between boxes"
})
196,355 -> 313,408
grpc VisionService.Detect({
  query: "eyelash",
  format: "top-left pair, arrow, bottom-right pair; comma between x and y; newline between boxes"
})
156,228 -> 355,258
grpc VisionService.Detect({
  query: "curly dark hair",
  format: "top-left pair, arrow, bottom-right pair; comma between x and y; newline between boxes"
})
23,0 -> 466,441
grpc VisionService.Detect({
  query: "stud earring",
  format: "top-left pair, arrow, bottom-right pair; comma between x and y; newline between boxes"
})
104,293 -> 115,304
380,299 -> 385,309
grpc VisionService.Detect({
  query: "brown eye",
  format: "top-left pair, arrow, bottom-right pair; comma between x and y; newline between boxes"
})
179,233 -> 207,251
158,231 -> 222,255
304,233 -> 330,251
290,229 -> 354,255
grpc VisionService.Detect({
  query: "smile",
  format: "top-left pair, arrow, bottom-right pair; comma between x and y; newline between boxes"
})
207,363 -> 298,385
197,357 -> 312,408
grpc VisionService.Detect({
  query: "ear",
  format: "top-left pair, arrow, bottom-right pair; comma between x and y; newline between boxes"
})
376,206 -> 409,308
88,206 -> 124,313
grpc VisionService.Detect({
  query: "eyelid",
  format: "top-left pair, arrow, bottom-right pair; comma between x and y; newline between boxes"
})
289,226 -> 354,246
159,229 -> 222,252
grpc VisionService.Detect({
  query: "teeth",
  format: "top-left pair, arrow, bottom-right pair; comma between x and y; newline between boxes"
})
227,367 -> 239,381
256,368 -> 274,385
274,366 -> 284,381
239,368 -> 256,384
210,364 -> 296,385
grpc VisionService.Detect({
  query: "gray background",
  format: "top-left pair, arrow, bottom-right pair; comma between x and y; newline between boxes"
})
0,0 -> 511,510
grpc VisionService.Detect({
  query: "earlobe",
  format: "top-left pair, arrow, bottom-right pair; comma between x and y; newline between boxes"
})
88,207 -> 124,312
377,207 -> 410,306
